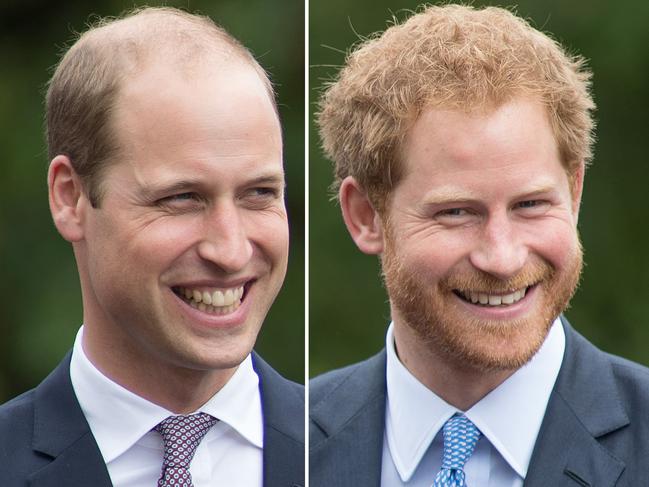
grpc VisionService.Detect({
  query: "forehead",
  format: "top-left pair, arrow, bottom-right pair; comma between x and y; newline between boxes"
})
108,59 -> 283,182
396,99 -> 566,198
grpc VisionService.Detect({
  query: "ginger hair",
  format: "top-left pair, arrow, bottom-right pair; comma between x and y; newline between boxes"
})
318,4 -> 595,211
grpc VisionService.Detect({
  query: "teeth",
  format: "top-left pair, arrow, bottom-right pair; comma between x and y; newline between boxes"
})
461,287 -> 529,307
488,295 -> 502,305
213,290 -> 225,306
177,285 -> 245,314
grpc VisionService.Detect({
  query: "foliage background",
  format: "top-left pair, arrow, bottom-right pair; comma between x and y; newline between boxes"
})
310,0 -> 649,376
0,0 -> 304,402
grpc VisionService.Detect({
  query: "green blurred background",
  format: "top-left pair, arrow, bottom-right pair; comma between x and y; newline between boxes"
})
310,1 -> 649,376
0,0 -> 304,401
3,0 -> 649,397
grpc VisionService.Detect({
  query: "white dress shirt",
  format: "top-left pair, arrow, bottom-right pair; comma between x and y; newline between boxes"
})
381,318 -> 565,487
69,326 -> 263,487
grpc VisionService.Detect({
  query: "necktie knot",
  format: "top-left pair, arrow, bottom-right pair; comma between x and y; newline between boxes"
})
433,414 -> 482,487
155,412 -> 218,486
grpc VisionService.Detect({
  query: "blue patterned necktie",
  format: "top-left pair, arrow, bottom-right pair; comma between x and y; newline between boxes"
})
432,414 -> 482,487
154,413 -> 218,487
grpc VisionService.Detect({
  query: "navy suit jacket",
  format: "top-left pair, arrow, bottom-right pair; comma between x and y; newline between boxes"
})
310,317 -> 649,486
0,351 -> 304,487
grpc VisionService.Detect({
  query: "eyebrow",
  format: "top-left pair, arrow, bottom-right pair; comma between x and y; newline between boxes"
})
138,179 -> 205,200
246,173 -> 286,186
422,184 -> 558,206
422,187 -> 480,205
138,171 -> 286,199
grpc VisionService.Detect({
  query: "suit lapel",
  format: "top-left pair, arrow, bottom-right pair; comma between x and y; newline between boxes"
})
310,352 -> 387,487
253,353 -> 305,487
28,351 -> 303,487
28,434 -> 112,487
29,352 -> 112,487
524,318 -> 628,487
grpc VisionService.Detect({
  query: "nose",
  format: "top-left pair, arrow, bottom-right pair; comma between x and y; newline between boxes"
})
196,203 -> 253,273
469,211 -> 527,280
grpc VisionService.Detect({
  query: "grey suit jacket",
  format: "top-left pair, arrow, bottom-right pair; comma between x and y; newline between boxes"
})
310,317 -> 649,486
0,351 -> 304,487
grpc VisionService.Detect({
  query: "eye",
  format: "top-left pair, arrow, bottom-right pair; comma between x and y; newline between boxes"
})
250,187 -> 280,198
433,207 -> 477,226
156,192 -> 203,211
517,200 -> 540,208
167,192 -> 196,201
438,208 -> 469,217
241,186 -> 283,209
515,199 -> 550,215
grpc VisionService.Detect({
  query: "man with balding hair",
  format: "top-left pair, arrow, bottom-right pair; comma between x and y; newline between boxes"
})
311,4 -> 649,486
0,7 -> 303,487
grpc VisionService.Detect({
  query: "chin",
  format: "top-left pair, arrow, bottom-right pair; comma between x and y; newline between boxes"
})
407,312 -> 551,373
454,323 -> 550,372
163,337 -> 255,372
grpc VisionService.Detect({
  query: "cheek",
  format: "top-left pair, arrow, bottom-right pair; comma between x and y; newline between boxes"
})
523,220 -> 579,269
119,217 -> 203,272
392,238 -> 464,284
405,227 -> 478,269
146,220 -> 200,251
245,212 -> 289,260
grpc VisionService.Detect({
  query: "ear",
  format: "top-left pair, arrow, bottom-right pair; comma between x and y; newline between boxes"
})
48,155 -> 88,242
570,162 -> 585,222
339,176 -> 384,255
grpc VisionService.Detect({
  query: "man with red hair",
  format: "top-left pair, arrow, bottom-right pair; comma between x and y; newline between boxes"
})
312,4 -> 649,486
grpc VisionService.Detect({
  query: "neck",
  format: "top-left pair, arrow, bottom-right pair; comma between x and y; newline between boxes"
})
392,322 -> 515,411
81,325 -> 236,414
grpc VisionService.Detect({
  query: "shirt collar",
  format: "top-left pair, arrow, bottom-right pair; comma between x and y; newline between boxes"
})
70,325 -> 263,463
385,318 -> 565,482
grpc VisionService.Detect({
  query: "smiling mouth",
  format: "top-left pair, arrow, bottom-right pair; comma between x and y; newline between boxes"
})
173,284 -> 247,315
453,285 -> 535,307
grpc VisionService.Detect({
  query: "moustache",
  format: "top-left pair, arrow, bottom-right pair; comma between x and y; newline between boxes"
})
442,258 -> 555,295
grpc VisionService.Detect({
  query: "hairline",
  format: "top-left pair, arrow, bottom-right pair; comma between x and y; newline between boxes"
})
46,7 -> 279,207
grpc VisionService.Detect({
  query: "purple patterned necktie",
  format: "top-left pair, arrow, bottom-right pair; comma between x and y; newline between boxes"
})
154,413 -> 218,487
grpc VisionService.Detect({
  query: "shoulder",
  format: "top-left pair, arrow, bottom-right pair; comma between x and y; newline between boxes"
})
309,354 -> 387,486
0,388 -> 37,438
604,349 -> 649,403
564,321 -> 649,398
557,322 -> 649,481
0,352 -> 72,444
0,387 -> 50,483
252,352 -> 303,401
252,352 -> 304,444
560,320 -> 649,443
311,350 -> 386,407
310,351 -> 386,445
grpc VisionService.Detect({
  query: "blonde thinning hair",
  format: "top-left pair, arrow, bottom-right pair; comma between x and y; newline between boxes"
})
46,7 -> 275,207
318,4 -> 595,211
